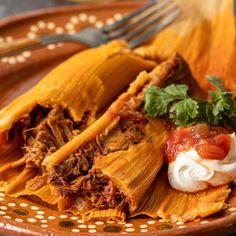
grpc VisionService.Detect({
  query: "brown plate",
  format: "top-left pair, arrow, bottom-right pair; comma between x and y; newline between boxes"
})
0,1 -> 236,235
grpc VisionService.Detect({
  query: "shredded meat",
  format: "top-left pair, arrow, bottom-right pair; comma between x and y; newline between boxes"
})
51,141 -> 100,184
23,105 -> 75,167
49,115 -> 147,189
80,171 -> 126,210
10,105 -> 89,168
48,96 -> 147,214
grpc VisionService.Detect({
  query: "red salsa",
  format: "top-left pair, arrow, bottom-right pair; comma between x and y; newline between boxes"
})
165,124 -> 232,163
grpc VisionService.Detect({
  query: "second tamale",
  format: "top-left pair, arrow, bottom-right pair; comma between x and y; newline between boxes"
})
0,41 -> 156,203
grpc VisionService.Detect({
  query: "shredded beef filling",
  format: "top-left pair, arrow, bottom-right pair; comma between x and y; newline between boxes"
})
48,96 -> 147,211
80,170 -> 127,211
10,105 -> 83,168
49,115 -> 147,189
23,105 -> 75,167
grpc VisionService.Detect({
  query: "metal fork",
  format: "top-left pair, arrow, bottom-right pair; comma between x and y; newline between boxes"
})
0,0 -> 180,58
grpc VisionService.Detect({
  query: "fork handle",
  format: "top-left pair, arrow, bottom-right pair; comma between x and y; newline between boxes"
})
0,37 -> 42,58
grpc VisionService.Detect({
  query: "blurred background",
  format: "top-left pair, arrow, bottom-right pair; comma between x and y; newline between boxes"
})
0,0 -> 127,19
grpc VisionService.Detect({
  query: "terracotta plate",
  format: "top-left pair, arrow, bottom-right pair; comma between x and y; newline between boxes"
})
0,1 -> 236,235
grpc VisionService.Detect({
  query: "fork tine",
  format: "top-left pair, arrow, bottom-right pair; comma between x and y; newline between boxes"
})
102,0 -> 163,32
121,5 -> 178,41
107,0 -> 172,39
128,9 -> 181,49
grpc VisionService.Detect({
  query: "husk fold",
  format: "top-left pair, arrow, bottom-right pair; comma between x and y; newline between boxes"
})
133,171 -> 230,223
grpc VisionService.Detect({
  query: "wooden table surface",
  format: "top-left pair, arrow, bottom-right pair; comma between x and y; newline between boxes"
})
0,0 -> 77,19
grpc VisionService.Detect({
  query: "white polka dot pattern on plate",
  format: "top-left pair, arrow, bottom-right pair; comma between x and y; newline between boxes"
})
15,218 -> 23,223
125,223 -> 133,227
0,12 -> 123,65
30,25 -> 38,32
95,21 -> 104,28
47,44 -> 57,50
77,219 -> 84,223
147,220 -> 156,224
27,218 -> 37,223
8,57 -> 16,65
114,13 -> 123,20
31,206 -> 39,211
47,22 -> 56,30
140,224 -> 148,228
38,21 -> 46,29
106,18 -> 114,25
88,15 -> 97,23
125,228 -> 135,232
78,224 -> 87,229
41,224 -> 48,228
59,215 -> 68,219
55,27 -> 64,34
70,16 -> 79,24
95,221 -> 104,225
79,13 -> 88,21
36,211 -> 45,215
22,51 -> 31,58
88,225 -> 96,229
0,206 -> 7,210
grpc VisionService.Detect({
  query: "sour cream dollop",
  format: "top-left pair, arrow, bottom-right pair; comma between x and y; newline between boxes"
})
166,125 -> 236,192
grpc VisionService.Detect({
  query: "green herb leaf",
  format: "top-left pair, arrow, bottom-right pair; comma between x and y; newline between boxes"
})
144,75 -> 236,129
163,84 -> 188,99
207,76 -> 225,92
169,98 -> 199,126
144,86 -> 170,117
144,84 -> 189,117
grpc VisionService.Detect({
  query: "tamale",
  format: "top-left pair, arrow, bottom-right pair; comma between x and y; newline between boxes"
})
0,41 -> 156,201
43,53 -> 202,220
134,170 -> 230,223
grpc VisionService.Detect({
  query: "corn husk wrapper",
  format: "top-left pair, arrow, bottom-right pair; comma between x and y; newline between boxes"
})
133,171 -> 230,223
0,41 -> 155,132
136,0 -> 236,93
0,41 -> 156,201
88,119 -> 166,218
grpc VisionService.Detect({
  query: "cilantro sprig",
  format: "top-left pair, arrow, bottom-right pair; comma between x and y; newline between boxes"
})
144,76 -> 236,128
